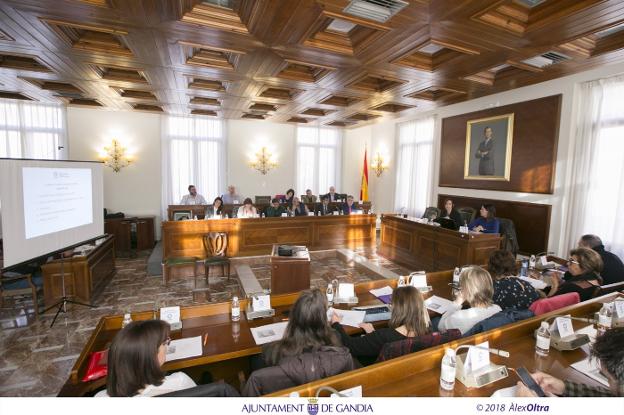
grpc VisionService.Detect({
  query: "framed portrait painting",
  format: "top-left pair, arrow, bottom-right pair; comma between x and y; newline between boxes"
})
464,113 -> 514,181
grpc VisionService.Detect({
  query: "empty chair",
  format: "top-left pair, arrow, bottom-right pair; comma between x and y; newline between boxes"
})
254,196 -> 271,204
376,329 -> 462,362
457,207 -> 476,225
498,217 -> 519,255
529,292 -> 580,316
200,233 -> 230,288
421,206 -> 441,220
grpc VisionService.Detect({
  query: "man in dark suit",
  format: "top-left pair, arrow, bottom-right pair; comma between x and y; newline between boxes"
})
325,186 -> 341,202
340,195 -> 358,215
314,195 -> 335,216
475,126 -> 495,175
578,234 -> 624,285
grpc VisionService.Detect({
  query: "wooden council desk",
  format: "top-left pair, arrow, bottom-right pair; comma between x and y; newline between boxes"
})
379,215 -> 502,271
58,269 -> 455,396
162,215 -> 376,279
271,292 -> 621,397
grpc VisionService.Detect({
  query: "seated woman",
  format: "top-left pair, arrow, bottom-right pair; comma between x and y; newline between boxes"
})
331,285 -> 431,365
290,197 -> 309,216
440,198 -> 464,229
96,320 -> 196,396
549,248 -> 603,302
438,266 -> 502,334
243,289 -> 353,396
236,198 -> 257,218
205,197 -> 223,217
468,204 -> 500,233
489,250 -> 540,310
281,188 -> 295,208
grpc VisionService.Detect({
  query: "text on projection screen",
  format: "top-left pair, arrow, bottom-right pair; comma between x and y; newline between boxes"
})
22,167 -> 93,239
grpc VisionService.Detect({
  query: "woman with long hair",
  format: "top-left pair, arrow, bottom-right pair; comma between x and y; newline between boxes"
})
468,204 -> 500,233
96,320 -> 196,397
549,247 -> 603,301
331,285 -> 431,365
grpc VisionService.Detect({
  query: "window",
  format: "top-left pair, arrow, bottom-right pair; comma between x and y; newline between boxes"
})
161,116 -> 225,214
574,77 -> 624,257
0,99 -> 66,160
296,126 -> 342,196
394,116 -> 435,217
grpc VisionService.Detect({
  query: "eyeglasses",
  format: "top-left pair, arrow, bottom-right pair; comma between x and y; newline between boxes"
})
567,258 -> 580,265
162,337 -> 171,346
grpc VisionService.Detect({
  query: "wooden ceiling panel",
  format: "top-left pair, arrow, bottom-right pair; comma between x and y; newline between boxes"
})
0,0 -> 622,127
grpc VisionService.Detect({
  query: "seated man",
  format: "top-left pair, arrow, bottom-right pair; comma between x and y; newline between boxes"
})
301,189 -> 317,204
577,234 -> 624,285
516,327 -> 624,397
221,185 -> 241,204
314,195 -> 335,216
325,186 -> 341,202
180,185 -> 207,205
264,198 -> 287,217
340,195 -> 358,215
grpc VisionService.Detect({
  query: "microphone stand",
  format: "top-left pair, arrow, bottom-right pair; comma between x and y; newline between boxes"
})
43,252 -> 95,328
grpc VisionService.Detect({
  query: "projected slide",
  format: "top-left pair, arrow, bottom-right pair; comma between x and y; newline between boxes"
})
22,167 -> 93,239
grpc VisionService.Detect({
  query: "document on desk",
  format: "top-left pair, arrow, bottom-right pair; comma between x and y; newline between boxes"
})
250,321 -> 288,345
369,286 -> 393,297
165,336 -> 203,362
328,307 -> 366,328
424,295 -> 454,314
518,276 -> 548,290
571,357 -> 609,387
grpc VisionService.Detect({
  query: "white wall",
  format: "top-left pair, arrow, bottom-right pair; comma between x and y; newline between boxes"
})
67,107 -> 163,238
226,119 -> 296,200
342,61 -> 624,255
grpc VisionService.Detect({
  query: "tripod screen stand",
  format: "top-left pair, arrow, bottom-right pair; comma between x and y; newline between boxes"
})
43,254 -> 95,328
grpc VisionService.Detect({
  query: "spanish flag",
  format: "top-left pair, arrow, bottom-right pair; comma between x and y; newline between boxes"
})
360,147 -> 369,201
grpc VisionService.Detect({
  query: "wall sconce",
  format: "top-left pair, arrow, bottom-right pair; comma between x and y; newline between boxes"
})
99,139 -> 133,173
249,146 -> 278,175
371,152 -> 388,177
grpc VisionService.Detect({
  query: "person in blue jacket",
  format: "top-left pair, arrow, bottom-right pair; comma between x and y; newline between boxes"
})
468,204 -> 500,233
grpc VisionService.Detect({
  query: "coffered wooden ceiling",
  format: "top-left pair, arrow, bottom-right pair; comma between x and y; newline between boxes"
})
1,0 -> 624,128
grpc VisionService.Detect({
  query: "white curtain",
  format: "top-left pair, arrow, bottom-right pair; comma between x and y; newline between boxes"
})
295,126 -> 343,196
563,75 -> 624,257
394,116 -> 435,217
161,116 -> 225,217
0,99 -> 67,160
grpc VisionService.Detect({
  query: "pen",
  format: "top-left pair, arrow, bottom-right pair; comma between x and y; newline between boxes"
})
203,333 -> 208,346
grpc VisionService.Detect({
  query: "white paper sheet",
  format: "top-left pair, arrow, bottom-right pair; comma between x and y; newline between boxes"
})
165,336 -> 203,362
491,385 -> 517,397
409,273 -> 427,288
465,341 -> 490,373
571,357 -> 609,387
250,321 -> 289,345
369,286 -> 393,297
338,283 -> 355,299
328,307 -> 366,328
424,295 -> 454,314
518,276 -> 548,290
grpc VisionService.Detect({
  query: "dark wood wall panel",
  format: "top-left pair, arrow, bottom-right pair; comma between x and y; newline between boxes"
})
437,194 -> 551,255
439,95 -> 562,194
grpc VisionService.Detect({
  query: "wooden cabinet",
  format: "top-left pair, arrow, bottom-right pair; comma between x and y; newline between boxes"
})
104,216 -> 155,254
379,215 -> 502,271
41,235 -> 116,308
270,245 -> 311,295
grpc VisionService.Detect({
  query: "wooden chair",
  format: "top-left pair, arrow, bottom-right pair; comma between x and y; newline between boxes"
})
162,256 -> 198,286
0,272 -> 43,318
201,233 -> 230,287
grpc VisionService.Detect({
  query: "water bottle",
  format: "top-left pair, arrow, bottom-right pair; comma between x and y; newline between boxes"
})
529,255 -> 536,270
326,283 -> 334,306
453,267 -> 461,285
440,348 -> 457,391
535,321 -> 551,356
231,296 -> 240,322
122,313 -> 132,328
597,304 -> 613,336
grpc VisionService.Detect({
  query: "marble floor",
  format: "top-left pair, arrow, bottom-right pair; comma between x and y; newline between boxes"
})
0,247 -> 409,397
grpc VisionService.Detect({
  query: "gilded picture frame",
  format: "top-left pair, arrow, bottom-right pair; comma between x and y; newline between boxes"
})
463,113 -> 514,181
